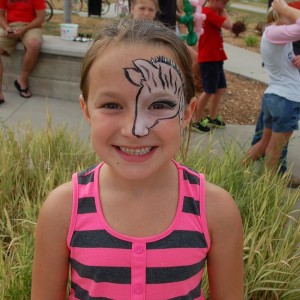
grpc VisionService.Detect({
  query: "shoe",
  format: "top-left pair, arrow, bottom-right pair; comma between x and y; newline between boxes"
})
286,174 -> 300,189
192,118 -> 211,133
207,115 -> 226,128
0,98 -> 4,104
14,80 -> 31,98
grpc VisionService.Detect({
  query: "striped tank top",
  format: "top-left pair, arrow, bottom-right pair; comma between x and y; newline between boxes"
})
67,161 -> 210,299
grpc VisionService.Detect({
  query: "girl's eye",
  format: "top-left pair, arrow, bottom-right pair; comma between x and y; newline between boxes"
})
102,103 -> 121,109
151,100 -> 177,110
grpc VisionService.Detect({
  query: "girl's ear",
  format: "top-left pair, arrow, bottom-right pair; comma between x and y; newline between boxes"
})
182,97 -> 197,128
80,95 -> 91,126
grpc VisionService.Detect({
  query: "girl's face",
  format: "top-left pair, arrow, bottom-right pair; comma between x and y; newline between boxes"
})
131,0 -> 157,20
80,44 -> 195,181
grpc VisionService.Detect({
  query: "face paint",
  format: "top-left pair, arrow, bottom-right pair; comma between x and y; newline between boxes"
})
124,56 -> 185,137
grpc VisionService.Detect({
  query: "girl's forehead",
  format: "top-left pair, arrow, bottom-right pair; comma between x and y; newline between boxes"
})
95,43 -> 179,68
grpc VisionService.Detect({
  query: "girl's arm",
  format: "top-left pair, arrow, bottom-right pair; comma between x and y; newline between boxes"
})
272,0 -> 300,23
265,19 -> 300,44
266,0 -> 300,44
31,182 -> 73,300
205,183 -> 244,300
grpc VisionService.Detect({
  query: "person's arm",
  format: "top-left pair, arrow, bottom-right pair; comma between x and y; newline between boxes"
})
0,9 -> 12,33
220,8 -> 232,30
272,0 -> 300,23
31,182 -> 72,300
265,19 -> 300,44
205,182 -> 244,300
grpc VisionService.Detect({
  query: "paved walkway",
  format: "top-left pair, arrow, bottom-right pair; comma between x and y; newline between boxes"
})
1,3 -> 299,180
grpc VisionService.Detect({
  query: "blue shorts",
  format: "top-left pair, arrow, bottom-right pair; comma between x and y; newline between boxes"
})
199,61 -> 227,94
262,93 -> 300,132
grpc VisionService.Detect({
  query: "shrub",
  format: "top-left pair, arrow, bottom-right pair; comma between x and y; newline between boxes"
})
231,20 -> 247,37
245,34 -> 259,47
0,123 -> 299,299
255,21 -> 265,36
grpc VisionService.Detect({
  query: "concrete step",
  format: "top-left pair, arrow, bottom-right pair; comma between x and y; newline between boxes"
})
3,35 -> 89,101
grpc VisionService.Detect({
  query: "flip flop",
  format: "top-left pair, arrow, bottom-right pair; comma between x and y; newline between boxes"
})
14,80 -> 32,98
0,99 -> 5,104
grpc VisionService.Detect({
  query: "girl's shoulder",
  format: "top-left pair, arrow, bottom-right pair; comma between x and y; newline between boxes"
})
204,180 -> 242,236
38,181 -> 73,234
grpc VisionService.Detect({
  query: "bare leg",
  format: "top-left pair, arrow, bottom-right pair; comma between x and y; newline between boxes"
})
0,48 -> 6,100
194,91 -> 211,121
17,38 -> 41,94
209,88 -> 225,119
265,131 -> 293,171
244,127 -> 272,164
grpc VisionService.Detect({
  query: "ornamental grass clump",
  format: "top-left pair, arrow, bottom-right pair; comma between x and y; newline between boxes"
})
0,123 -> 299,299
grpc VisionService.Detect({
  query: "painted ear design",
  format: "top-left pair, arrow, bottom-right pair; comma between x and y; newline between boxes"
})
124,68 -> 143,86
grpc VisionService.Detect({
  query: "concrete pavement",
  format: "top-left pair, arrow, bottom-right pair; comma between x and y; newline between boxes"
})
0,3 -> 299,179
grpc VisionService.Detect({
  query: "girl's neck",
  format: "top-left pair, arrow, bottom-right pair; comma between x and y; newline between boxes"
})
100,161 -> 178,198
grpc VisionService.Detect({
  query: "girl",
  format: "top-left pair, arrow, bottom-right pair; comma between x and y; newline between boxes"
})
245,0 -> 300,173
31,19 -> 243,299
130,0 -> 159,20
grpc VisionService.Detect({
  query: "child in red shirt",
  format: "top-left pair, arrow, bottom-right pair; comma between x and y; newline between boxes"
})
192,0 -> 232,132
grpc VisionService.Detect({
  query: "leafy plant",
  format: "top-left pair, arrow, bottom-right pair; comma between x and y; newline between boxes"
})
255,21 -> 265,36
245,34 -> 259,47
231,20 -> 247,37
0,122 -> 299,299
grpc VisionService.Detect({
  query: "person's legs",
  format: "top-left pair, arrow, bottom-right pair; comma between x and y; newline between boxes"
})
208,87 -> 226,119
17,38 -> 41,94
0,28 -> 18,102
206,61 -> 227,127
194,91 -> 211,121
251,110 -> 264,145
15,26 -> 43,96
244,127 -> 272,164
0,48 -> 6,101
251,108 -> 289,172
265,131 -> 293,171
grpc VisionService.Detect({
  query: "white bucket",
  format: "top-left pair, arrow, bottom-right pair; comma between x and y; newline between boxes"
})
60,23 -> 78,41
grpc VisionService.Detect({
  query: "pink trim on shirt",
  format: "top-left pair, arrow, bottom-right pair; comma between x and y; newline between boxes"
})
265,17 -> 300,44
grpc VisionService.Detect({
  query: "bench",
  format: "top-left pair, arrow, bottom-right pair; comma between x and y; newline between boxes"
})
3,35 -> 91,101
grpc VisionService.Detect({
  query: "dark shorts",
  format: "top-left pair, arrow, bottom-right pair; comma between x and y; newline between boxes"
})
262,93 -> 300,132
199,61 -> 227,94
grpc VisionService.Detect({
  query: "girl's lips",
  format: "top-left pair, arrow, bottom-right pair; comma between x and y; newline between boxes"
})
118,146 -> 152,156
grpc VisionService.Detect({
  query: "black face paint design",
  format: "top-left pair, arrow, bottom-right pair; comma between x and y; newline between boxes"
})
124,56 -> 185,137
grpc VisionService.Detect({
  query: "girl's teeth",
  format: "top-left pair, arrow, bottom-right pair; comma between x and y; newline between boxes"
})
119,147 -> 152,155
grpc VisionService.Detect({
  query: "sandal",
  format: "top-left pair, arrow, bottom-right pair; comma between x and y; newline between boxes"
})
14,80 -> 32,98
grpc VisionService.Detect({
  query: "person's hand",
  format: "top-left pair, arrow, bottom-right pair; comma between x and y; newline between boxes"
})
272,0 -> 288,13
293,55 -> 300,68
5,27 -> 14,36
10,27 -> 25,39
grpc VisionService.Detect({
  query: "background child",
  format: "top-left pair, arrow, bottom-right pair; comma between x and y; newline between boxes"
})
193,0 -> 232,133
31,19 -> 243,299
244,0 -> 300,175
130,0 -> 159,20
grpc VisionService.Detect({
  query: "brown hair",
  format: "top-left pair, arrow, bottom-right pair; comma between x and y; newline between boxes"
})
131,0 -> 160,11
267,7 -> 279,25
80,18 -> 195,106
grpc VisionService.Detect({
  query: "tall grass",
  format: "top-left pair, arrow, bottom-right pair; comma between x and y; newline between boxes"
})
0,123 -> 299,299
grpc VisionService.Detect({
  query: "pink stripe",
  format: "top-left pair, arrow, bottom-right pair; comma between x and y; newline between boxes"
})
71,248 -> 131,267
147,248 -> 207,267
176,213 -> 202,231
74,216 -> 103,231
70,270 -> 131,299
